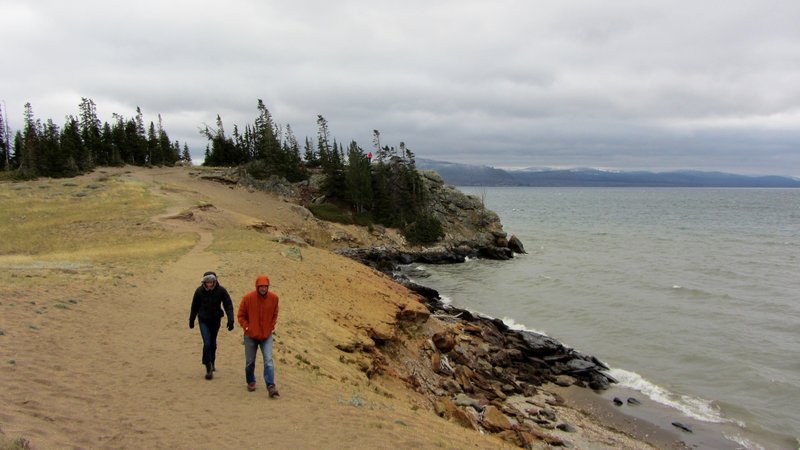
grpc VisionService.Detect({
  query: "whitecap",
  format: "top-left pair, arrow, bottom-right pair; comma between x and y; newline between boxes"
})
607,368 -> 732,424
438,295 -> 453,305
722,433 -> 765,450
500,316 -> 549,336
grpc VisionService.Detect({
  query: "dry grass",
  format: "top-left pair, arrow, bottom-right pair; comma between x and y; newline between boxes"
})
0,175 -> 195,265
206,228 -> 279,253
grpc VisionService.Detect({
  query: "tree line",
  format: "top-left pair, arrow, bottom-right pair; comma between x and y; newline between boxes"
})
201,99 -> 442,243
1,98 -> 444,244
0,98 -> 190,179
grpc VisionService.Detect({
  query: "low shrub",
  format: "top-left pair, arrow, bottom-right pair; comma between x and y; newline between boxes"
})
308,202 -> 353,224
404,215 -> 444,245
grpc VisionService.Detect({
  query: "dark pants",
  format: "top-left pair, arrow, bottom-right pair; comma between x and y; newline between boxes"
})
198,319 -> 220,366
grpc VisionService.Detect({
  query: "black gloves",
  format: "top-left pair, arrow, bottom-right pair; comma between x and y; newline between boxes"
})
189,318 -> 195,329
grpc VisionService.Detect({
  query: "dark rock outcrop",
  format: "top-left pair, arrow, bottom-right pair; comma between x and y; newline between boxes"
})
508,235 -> 526,254
336,239 -> 524,275
196,167 -> 526,259
432,332 -> 457,353
398,297 -> 619,444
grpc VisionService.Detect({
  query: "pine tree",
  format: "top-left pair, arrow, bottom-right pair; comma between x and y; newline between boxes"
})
370,157 -> 394,225
157,114 -> 175,165
316,115 -> 331,167
101,121 -> 121,166
232,124 -> 246,164
200,115 -> 237,166
315,116 -> 346,197
110,114 -> 130,164
242,125 -> 255,161
147,121 -> 158,165
38,119 -> 61,176
19,102 -> 41,178
284,124 -> 306,181
12,131 -> 23,170
327,143 -> 347,198
133,107 -> 148,164
254,99 -> 280,164
303,137 -> 318,167
73,116 -> 92,172
171,140 -> 181,165
396,142 -> 424,222
78,97 -> 101,166
345,140 -> 372,214
58,117 -> 83,177
182,142 -> 192,164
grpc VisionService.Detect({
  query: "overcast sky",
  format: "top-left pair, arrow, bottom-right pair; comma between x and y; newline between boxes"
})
2,0 -> 799,176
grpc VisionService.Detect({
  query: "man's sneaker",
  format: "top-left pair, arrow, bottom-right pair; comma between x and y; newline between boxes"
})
247,382 -> 256,392
267,384 -> 280,398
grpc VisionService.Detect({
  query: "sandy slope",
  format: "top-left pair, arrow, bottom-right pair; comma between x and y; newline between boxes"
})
0,166 -> 673,449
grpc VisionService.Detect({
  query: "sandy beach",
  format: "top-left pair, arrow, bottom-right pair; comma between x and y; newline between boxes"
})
1,166 -> 709,449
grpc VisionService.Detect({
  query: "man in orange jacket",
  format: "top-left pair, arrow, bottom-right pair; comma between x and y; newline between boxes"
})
237,274 -> 280,397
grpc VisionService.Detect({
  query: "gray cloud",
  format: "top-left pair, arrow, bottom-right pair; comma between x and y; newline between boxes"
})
1,0 -> 799,176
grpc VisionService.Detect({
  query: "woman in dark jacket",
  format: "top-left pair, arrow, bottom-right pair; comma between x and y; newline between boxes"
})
189,271 -> 235,379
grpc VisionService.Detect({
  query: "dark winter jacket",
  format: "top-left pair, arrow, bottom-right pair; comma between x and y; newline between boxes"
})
190,282 -> 234,324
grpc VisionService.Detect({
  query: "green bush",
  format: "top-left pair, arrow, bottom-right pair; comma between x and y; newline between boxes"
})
245,160 -> 271,180
308,202 -> 353,224
404,215 -> 444,245
353,212 -> 374,227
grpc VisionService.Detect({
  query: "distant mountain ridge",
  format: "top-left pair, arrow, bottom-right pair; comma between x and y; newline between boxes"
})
416,158 -> 800,187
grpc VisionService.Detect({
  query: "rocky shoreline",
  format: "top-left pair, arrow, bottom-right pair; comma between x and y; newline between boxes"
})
337,246 -> 639,448
338,243 -> 762,449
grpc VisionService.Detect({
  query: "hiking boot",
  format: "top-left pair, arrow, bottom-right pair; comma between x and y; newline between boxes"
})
247,382 -> 256,392
267,384 -> 280,398
205,363 -> 213,380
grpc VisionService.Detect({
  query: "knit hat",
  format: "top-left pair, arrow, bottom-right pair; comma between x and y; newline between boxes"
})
202,272 -> 217,284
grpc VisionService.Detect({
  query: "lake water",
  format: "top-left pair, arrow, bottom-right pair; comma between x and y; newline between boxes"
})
408,187 -> 800,449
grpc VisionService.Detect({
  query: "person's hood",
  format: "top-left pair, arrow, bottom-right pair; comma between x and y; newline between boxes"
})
255,274 -> 270,293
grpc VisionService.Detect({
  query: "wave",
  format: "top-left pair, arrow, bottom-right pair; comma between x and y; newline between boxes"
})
607,367 -> 736,425
439,295 -> 453,305
669,285 -> 716,298
722,433 -> 766,450
500,316 -> 550,337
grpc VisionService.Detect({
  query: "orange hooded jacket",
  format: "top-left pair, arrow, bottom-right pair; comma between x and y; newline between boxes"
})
237,275 -> 279,340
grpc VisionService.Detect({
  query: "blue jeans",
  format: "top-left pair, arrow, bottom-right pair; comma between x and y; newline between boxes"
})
198,319 -> 220,366
244,335 -> 275,386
